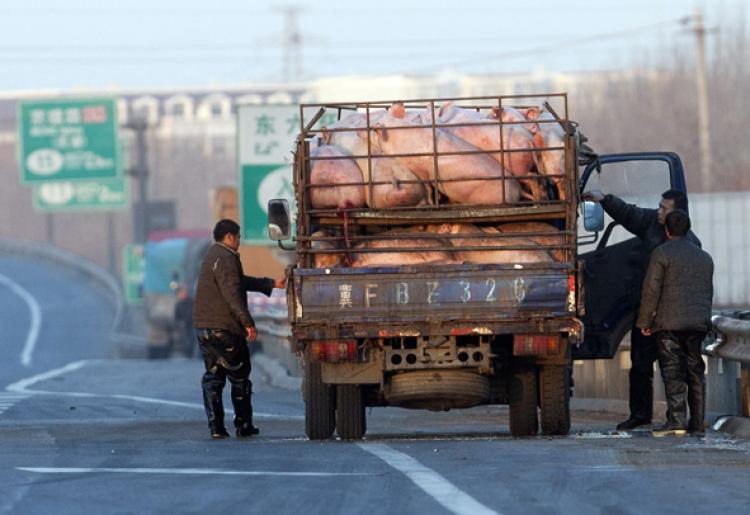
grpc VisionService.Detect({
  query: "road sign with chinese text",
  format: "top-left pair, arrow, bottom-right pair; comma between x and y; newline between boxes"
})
237,104 -> 339,243
32,177 -> 129,212
18,98 -> 120,183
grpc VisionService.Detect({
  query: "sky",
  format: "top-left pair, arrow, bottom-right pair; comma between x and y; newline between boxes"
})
0,0 -> 747,92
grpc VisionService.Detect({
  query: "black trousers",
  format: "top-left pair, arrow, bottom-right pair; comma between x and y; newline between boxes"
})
655,330 -> 706,429
196,329 -> 254,432
628,324 -> 659,421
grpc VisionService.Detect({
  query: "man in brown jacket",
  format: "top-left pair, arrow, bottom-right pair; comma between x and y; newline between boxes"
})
636,210 -> 713,436
193,219 -> 284,439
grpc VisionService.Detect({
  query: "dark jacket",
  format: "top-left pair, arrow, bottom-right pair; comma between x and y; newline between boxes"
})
192,242 -> 275,335
600,194 -> 701,256
636,238 -> 714,333
601,194 -> 701,307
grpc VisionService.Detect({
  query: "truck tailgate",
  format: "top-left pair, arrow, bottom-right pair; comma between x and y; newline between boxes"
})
293,263 -> 574,325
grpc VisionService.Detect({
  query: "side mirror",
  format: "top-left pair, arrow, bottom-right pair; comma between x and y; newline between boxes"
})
268,199 -> 291,241
583,201 -> 604,232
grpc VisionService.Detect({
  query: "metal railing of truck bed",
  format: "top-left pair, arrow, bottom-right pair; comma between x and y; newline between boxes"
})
294,94 -> 577,267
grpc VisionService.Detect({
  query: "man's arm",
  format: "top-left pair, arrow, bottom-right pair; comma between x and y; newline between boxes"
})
243,276 -> 276,297
214,255 -> 255,328
636,248 -> 666,330
600,194 -> 656,239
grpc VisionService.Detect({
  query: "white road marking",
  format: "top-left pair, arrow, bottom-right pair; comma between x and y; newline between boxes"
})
5,360 -> 302,420
358,443 -> 500,515
0,272 -> 42,367
18,467 -> 371,477
0,392 -> 29,416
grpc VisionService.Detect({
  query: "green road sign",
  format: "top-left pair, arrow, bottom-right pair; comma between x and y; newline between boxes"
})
32,176 -> 128,212
237,105 -> 298,244
122,244 -> 145,305
18,98 -> 120,183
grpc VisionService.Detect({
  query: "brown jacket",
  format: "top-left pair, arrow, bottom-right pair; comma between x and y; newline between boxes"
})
636,237 -> 714,333
192,242 -> 274,335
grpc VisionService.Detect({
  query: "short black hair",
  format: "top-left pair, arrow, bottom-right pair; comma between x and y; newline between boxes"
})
661,189 -> 688,211
665,209 -> 690,237
213,219 -> 240,242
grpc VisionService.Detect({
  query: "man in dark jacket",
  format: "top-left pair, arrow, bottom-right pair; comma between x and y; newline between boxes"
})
584,189 -> 700,430
637,210 -> 713,436
193,219 -> 284,439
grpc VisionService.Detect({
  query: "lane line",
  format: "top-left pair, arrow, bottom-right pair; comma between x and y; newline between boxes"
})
5,360 -> 302,420
358,443 -> 500,515
0,272 -> 42,367
18,467 -> 371,477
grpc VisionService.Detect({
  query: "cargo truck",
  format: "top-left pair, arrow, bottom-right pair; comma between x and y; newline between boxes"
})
267,94 -> 689,439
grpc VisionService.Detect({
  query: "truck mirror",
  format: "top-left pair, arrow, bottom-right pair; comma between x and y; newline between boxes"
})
583,201 -> 604,232
268,199 -> 291,241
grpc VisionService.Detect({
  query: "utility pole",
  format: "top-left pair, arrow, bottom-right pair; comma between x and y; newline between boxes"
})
692,9 -> 712,193
124,115 -> 150,244
275,5 -> 304,82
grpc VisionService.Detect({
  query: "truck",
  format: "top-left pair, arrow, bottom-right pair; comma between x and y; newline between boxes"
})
267,93 -> 689,439
142,231 -> 211,359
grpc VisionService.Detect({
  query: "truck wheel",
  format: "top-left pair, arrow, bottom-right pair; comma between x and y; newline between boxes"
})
508,364 -> 538,437
335,385 -> 366,440
539,364 -> 571,436
303,347 -> 335,440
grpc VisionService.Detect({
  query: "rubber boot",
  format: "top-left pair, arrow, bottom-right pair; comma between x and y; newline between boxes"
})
231,380 -> 259,437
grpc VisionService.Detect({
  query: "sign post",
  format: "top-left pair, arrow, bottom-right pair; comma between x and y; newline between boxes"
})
18,98 -> 120,183
122,244 -> 145,305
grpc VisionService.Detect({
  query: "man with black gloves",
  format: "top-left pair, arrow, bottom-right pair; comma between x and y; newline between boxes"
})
193,219 -> 285,439
583,189 -> 700,430
637,210 -> 713,436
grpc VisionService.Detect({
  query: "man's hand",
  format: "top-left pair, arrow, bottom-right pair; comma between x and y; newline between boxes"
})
582,190 -> 605,203
245,326 -> 258,342
274,277 -> 287,289
641,327 -> 652,336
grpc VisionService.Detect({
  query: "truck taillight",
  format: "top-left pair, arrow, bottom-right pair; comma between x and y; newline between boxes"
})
567,274 -> 576,312
513,334 -> 561,356
310,340 -> 358,362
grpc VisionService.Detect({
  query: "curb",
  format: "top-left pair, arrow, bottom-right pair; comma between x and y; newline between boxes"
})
712,416 -> 750,439
253,353 -> 301,391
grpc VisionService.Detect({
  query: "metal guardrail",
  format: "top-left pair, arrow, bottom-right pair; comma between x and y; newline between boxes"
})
706,312 -> 750,419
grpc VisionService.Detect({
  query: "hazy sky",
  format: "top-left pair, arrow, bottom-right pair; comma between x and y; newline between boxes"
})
0,0 -> 746,92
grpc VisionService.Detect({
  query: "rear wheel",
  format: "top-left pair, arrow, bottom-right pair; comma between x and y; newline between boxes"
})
508,364 -> 538,437
303,346 -> 335,440
539,364 -> 571,436
335,384 -> 366,440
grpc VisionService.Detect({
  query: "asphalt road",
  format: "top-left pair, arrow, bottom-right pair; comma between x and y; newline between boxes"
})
2,255 -> 750,515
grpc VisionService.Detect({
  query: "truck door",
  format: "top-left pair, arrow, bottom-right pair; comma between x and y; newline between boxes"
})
575,152 -> 687,359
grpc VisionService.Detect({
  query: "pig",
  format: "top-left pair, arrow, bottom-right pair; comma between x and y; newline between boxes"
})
518,106 -> 567,200
348,136 -> 427,208
351,226 -> 457,268
368,107 -> 521,205
435,223 -> 554,264
310,230 -> 344,268
439,102 -> 544,200
309,145 -> 366,209
497,221 -> 566,262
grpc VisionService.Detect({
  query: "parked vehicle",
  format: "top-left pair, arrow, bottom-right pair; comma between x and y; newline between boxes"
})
268,94 -> 689,439
142,231 -> 210,359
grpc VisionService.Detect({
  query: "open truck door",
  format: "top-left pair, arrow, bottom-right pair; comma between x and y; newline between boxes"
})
575,152 -> 687,359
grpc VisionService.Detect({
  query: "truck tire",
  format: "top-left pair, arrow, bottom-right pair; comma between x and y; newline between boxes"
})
335,385 -> 366,440
508,364 -> 538,437
303,347 -> 335,440
386,370 -> 490,411
539,364 -> 571,436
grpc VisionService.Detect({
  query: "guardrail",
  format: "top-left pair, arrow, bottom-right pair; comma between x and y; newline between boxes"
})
706,313 -> 750,423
